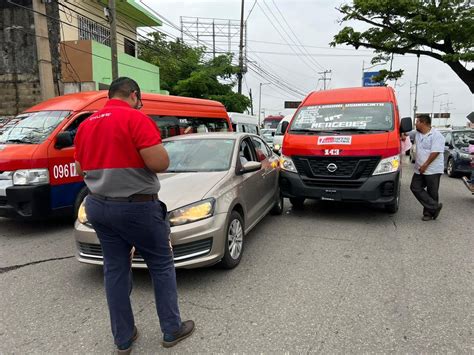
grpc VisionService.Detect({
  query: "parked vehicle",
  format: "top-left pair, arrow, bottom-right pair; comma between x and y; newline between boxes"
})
443,129 -> 474,177
75,133 -> 282,269
0,92 -> 231,220
263,115 -> 284,129
228,112 -> 259,135
272,114 -> 293,154
260,128 -> 276,148
279,87 -> 412,213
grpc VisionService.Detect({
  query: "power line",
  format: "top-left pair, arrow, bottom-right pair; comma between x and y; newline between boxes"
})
257,1 -> 320,73
269,0 -> 325,71
245,0 -> 258,22
247,39 -> 374,52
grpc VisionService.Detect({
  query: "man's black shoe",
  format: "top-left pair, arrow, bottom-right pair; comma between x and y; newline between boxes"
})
117,326 -> 139,354
162,320 -> 195,348
433,203 -> 443,220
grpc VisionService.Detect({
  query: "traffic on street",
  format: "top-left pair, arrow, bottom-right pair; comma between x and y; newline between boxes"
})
0,158 -> 472,353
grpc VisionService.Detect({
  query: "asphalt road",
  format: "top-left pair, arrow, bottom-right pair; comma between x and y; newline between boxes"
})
1,159 -> 472,354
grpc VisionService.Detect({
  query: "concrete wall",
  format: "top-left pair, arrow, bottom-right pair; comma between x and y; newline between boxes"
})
58,0 -> 138,56
91,41 -> 160,93
0,0 -> 61,116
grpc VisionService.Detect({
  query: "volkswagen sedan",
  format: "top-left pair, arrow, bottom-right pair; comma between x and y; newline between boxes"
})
74,133 -> 283,269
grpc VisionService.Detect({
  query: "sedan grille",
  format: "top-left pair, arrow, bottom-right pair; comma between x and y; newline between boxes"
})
77,238 -> 213,264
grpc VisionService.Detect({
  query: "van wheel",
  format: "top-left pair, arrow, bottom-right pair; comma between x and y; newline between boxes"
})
289,197 -> 305,208
73,187 -> 89,221
270,188 -> 284,215
385,192 -> 400,213
220,211 -> 244,269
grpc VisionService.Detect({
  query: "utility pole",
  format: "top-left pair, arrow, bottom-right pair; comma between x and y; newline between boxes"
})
237,0 -> 245,94
413,54 -> 420,125
258,82 -> 270,128
109,0 -> 119,80
32,0 -> 55,100
249,88 -> 254,115
318,70 -> 331,90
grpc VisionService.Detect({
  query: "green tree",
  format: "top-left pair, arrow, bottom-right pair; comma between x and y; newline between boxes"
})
331,0 -> 474,92
138,33 -> 250,112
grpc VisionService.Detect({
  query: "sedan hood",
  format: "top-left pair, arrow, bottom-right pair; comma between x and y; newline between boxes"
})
158,171 -> 228,211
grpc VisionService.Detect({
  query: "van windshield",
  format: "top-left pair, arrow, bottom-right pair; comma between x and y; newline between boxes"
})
0,111 -> 71,144
290,103 -> 394,133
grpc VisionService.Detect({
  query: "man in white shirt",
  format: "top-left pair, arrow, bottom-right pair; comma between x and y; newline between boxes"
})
410,114 -> 445,221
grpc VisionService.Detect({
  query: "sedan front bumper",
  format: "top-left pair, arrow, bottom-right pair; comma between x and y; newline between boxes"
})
74,212 -> 228,269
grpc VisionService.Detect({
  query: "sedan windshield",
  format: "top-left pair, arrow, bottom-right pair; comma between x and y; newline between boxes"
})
290,103 -> 394,132
163,138 -> 235,172
452,131 -> 474,148
0,111 -> 71,144
260,129 -> 275,143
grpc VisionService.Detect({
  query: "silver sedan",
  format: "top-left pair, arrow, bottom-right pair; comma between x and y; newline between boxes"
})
74,132 -> 283,269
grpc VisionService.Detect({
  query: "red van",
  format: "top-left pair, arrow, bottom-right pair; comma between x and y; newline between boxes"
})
279,87 -> 412,212
0,91 -> 231,220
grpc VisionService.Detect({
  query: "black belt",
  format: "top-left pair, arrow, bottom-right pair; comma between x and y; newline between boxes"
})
90,193 -> 158,202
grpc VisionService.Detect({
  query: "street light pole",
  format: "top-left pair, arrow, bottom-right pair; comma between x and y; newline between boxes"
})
431,91 -> 448,126
258,82 -> 270,128
413,54 -> 420,125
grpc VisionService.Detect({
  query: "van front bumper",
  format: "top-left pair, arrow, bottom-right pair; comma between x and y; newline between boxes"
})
0,184 -> 52,219
280,170 -> 400,204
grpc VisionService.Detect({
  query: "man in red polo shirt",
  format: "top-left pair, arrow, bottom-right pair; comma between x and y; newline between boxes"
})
74,77 -> 194,353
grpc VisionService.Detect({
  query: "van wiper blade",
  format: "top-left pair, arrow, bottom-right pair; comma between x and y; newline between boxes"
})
289,129 -> 320,135
3,138 -> 34,144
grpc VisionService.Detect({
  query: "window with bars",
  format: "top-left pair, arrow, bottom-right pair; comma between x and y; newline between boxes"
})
78,15 -> 110,46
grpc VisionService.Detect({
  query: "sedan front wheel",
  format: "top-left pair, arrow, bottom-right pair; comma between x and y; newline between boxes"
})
220,211 -> 244,269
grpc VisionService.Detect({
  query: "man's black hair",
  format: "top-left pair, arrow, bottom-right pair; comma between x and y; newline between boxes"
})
108,77 -> 141,99
417,114 -> 431,125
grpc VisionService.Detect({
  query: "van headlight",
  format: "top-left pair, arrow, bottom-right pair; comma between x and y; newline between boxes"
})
373,155 -> 400,175
279,155 -> 297,173
13,169 -> 49,185
77,201 -> 88,224
169,199 -> 215,226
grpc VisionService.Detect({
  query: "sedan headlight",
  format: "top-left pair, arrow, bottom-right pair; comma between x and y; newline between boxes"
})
13,169 -> 49,185
373,155 -> 400,176
274,144 -> 281,151
459,153 -> 471,160
279,155 -> 297,173
169,199 -> 215,226
77,201 -> 88,224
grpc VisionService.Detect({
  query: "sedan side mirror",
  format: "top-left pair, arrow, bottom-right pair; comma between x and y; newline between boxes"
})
400,117 -> 413,133
240,161 -> 262,174
55,131 -> 73,149
281,121 -> 289,133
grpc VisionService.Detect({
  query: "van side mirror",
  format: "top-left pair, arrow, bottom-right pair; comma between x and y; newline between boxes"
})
400,117 -> 413,133
281,121 -> 289,133
55,131 -> 73,149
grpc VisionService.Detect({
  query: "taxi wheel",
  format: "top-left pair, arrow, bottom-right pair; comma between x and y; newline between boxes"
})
73,187 -> 89,221
447,158 -> 457,177
270,188 -> 284,215
220,211 -> 244,269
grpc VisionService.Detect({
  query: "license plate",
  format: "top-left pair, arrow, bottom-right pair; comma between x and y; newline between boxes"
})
322,189 -> 341,201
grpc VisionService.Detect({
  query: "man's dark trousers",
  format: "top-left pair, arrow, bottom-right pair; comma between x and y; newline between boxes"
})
410,173 -> 442,216
85,196 -> 182,347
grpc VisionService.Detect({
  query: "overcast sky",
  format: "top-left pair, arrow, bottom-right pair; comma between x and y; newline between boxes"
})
142,0 -> 473,127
